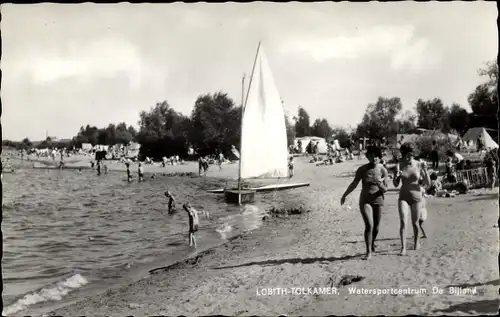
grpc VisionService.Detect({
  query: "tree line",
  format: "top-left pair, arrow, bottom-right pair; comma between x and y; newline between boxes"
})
354,60 -> 497,141
5,61 -> 496,159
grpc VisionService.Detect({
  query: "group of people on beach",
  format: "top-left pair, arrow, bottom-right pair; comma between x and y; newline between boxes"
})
341,141 -> 498,260
341,143 -> 431,260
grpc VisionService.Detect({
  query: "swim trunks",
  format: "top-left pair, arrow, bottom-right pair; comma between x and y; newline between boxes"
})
190,224 -> 198,233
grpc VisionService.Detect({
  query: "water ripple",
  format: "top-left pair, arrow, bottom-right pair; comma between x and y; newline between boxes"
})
2,167 -> 280,314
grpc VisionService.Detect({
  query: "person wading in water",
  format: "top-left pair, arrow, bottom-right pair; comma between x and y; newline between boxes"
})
341,145 -> 388,260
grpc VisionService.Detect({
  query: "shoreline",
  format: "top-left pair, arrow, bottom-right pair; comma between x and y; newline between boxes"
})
6,157 -> 499,316
44,184 -> 499,316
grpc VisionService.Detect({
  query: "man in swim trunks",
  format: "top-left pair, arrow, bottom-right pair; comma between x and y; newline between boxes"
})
183,202 -> 210,247
341,145 -> 388,260
393,143 -> 430,256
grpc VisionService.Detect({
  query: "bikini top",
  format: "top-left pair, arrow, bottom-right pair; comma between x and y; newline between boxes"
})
400,163 -> 420,185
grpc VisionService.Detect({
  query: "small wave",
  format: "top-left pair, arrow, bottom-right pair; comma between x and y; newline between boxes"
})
3,273 -> 89,315
242,205 -> 259,214
215,223 -> 233,240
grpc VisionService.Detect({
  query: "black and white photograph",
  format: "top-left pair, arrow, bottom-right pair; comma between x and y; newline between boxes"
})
1,2 -> 498,316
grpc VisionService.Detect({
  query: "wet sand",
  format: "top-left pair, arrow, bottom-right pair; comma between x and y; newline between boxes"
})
20,157 -> 500,316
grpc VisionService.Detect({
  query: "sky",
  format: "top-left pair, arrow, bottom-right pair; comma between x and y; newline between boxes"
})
1,2 -> 497,141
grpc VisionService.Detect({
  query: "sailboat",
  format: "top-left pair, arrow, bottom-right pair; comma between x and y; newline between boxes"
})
208,42 -> 310,204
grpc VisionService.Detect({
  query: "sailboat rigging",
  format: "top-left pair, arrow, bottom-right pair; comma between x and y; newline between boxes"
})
209,42 -> 310,204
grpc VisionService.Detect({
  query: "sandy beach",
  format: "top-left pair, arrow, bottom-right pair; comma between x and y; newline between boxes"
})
25,156 -> 499,316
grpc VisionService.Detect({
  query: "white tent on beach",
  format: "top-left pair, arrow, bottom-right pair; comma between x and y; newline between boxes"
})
462,127 -> 498,150
294,136 -> 328,154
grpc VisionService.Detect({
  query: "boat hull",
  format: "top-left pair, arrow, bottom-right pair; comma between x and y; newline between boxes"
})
208,182 -> 310,194
224,189 -> 256,204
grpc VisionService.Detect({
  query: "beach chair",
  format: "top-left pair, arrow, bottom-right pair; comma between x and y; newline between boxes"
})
455,167 -> 490,189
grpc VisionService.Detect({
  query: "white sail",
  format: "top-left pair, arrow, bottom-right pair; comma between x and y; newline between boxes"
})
239,44 -> 289,179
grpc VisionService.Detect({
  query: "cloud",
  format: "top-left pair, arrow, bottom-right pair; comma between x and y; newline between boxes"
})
3,37 -> 162,89
282,24 -> 441,72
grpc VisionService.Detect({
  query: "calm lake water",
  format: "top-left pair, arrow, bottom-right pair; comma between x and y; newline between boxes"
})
2,165 -> 274,315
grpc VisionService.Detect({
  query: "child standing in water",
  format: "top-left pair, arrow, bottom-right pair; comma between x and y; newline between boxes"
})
126,162 -> 132,182
341,145 -> 388,260
183,203 -> 210,247
164,191 -> 176,214
138,163 -> 144,182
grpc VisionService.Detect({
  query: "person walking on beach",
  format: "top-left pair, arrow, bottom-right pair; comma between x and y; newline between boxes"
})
340,145 -> 388,260
288,155 -> 294,178
198,156 -> 208,177
183,202 -> 210,247
485,152 -> 497,190
477,136 -> 484,153
393,143 -> 430,256
138,162 -> 144,182
164,191 -> 177,214
218,152 -> 224,171
418,183 -> 428,239
97,160 -> 101,176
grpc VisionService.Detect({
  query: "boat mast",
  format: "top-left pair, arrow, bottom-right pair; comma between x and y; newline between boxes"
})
237,41 -> 262,204
237,73 -> 245,203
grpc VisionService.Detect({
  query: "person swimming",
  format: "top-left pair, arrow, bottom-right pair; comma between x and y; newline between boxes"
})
393,143 -> 430,256
183,202 -> 210,247
341,145 -> 388,260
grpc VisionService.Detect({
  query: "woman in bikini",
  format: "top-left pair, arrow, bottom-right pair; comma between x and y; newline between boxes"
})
393,143 -> 430,256
341,145 -> 388,260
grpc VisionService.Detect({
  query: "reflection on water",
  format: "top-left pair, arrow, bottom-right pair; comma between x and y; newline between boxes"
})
2,167 -> 279,315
